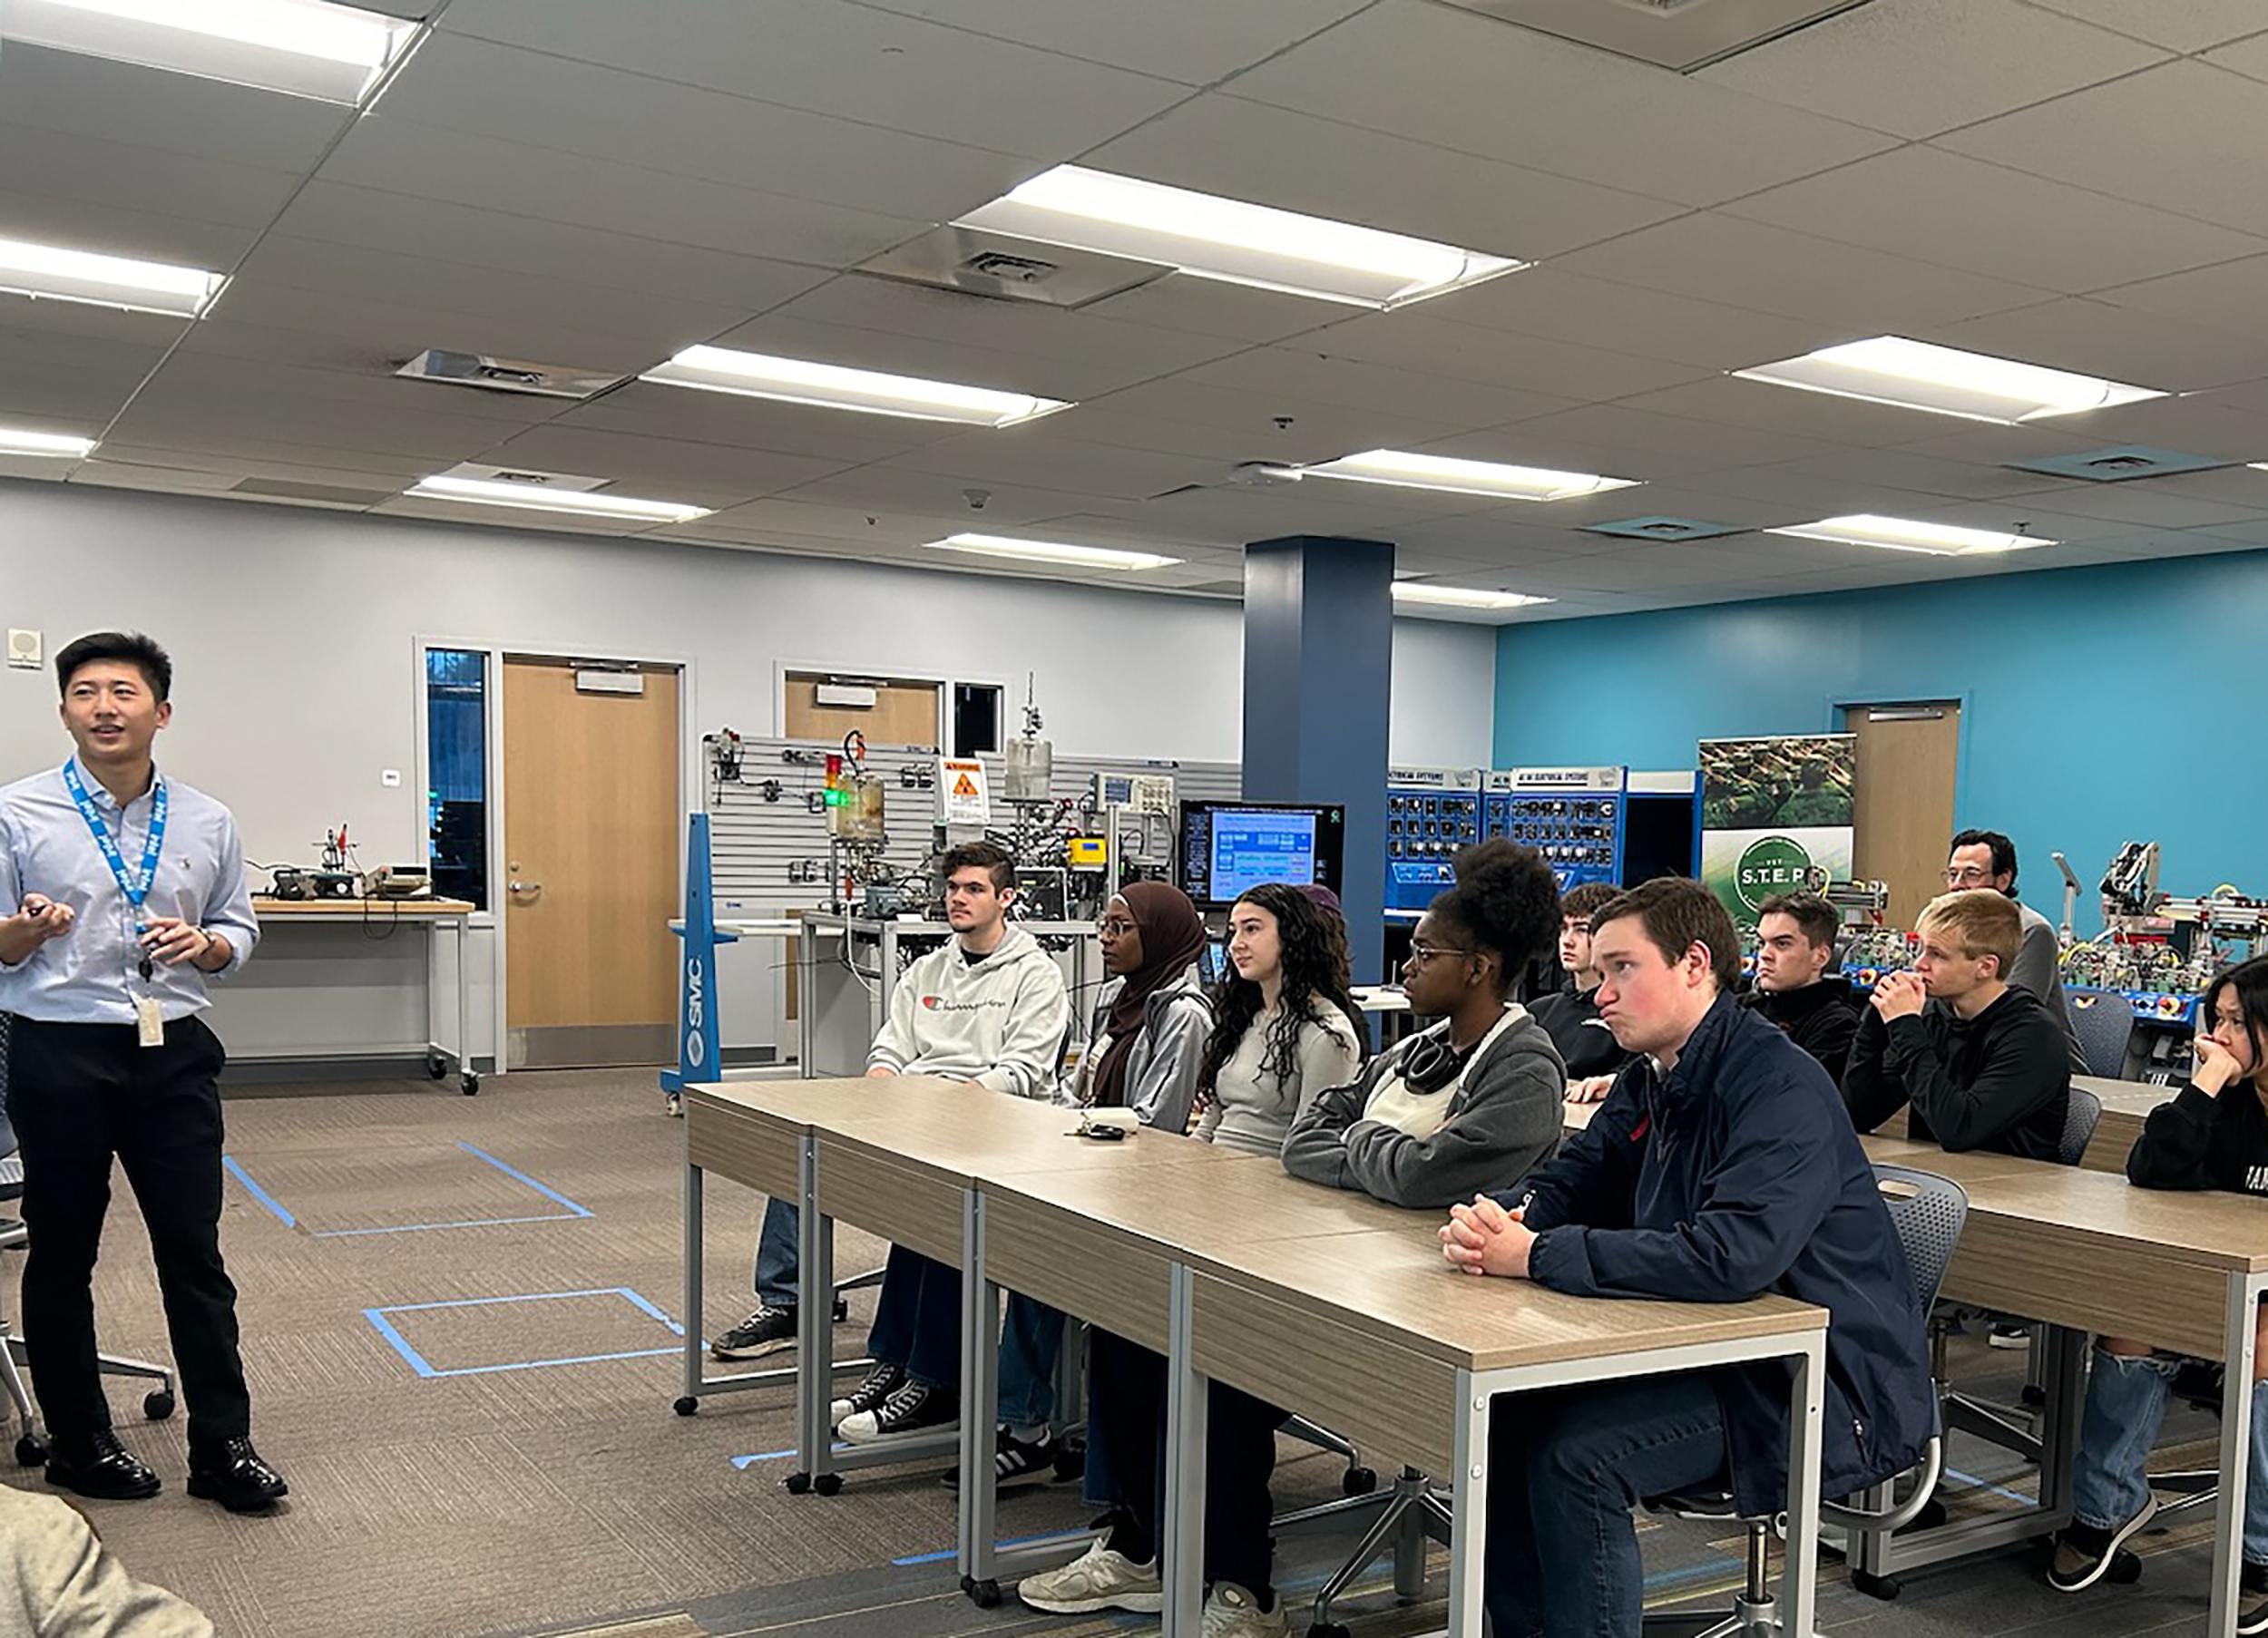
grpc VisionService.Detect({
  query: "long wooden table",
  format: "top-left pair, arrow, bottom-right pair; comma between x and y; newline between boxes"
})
685,1077 -> 1832,1638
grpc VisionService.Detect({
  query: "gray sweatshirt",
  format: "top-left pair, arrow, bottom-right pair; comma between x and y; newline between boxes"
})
1066,965 -> 1211,1135
2009,899 -> 2087,1073
1281,1006 -> 1565,1209
1198,1002 -> 1364,1157
866,923 -> 1070,1098
1,1483 -> 213,1636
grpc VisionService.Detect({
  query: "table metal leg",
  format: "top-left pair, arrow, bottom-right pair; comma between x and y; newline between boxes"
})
792,1136 -> 834,1492
2210,1272 -> 2266,1638
1782,1331 -> 1827,1638
958,1191 -> 1010,1604
454,917 -> 472,1087
1446,1366 -> 1489,1638
1164,1263 -> 1207,1638
681,1153 -> 703,1409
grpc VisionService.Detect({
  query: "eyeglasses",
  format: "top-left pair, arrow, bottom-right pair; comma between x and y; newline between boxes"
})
1097,916 -> 1136,937
1405,941 -> 1475,965
1943,866 -> 1996,886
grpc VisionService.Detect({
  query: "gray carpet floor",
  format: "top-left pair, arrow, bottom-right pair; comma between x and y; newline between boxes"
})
2,1068 -> 2236,1637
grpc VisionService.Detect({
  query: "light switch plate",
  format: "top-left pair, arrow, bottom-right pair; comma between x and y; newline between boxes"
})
380,768 -> 402,788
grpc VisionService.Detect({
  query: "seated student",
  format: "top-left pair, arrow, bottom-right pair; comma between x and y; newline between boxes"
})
2050,955 -> 2268,1625
1439,877 -> 1936,1638
3,1480 -> 213,1636
1531,881 -> 1633,1101
1022,843 -> 1566,1636
944,881 -> 1211,1487
1946,828 -> 2086,1071
1742,890 -> 1863,1082
827,843 -> 1071,1444
1841,889 -> 2071,1158
1197,881 -> 1365,1155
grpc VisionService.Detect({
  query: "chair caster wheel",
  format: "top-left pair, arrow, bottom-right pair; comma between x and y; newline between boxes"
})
2020,1384 -> 2046,1409
664,1093 -> 683,1118
966,1578 -> 1000,1608
143,1391 -> 174,1421
1852,1570 -> 1901,1600
812,1472 -> 842,1496
425,1052 -> 446,1080
15,1434 -> 46,1467
1343,1466 -> 1377,1497
785,1471 -> 812,1495
461,1071 -> 480,1096
832,1295 -> 849,1323
672,1397 -> 698,1417
1309,1623 -> 1353,1638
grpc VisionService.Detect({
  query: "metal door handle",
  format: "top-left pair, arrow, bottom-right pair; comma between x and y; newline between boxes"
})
509,880 -> 543,895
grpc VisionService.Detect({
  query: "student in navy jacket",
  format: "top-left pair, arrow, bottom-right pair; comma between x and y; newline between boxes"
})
1441,878 -> 1934,1638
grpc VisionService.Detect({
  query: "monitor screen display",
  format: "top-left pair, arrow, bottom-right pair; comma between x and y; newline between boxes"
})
1179,801 -> 1346,908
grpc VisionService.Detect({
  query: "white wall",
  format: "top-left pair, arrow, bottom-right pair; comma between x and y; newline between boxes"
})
0,479 -> 1493,866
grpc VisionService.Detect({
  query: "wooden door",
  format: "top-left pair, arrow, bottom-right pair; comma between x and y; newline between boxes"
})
1845,701 -> 1962,928
502,659 -> 680,1069
784,674 -> 941,746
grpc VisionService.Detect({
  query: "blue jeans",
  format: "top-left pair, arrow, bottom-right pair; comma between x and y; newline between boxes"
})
754,1198 -> 798,1311
2072,1347 -> 2268,1564
1000,1294 -> 1064,1428
1485,1372 -> 1731,1638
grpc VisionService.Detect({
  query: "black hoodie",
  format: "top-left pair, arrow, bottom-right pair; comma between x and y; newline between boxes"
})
1743,977 -> 1862,1084
2126,1077 -> 2268,1195
1530,980 -> 1631,1079
1841,986 -> 2072,1160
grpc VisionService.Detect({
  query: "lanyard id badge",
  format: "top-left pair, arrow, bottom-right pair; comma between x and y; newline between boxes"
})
62,760 -> 171,1041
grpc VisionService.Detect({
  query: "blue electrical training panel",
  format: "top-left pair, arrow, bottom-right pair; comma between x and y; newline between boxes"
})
1383,765 -> 1481,919
1490,766 -> 1626,891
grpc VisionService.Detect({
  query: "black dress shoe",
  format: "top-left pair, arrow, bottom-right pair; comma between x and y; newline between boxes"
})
188,1436 -> 289,1512
46,1429 -> 161,1500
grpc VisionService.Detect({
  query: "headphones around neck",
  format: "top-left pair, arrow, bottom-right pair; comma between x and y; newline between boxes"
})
1399,1030 -> 1468,1096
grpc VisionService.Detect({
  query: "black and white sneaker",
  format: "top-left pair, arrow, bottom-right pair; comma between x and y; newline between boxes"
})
943,1427 -> 1064,1492
2241,1561 -> 2268,1636
710,1304 -> 798,1360
1988,1320 -> 2033,1350
2048,1496 -> 2156,1592
829,1362 -> 906,1428
838,1379 -> 957,1443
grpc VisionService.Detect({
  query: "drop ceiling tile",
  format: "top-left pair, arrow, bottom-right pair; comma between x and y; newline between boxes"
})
469,424 -> 852,499
1178,347 -> 1582,433
846,0 -> 1371,85
1406,423 -> 1722,483
1918,297 -> 2268,395
1075,278 -> 1342,346
441,0 -> 1188,156
2032,391 -> 2268,461
1303,312 -> 1711,404
228,237 -> 772,349
558,383 -> 957,464
2022,0 -> 2268,51
1508,396 -> 1881,467
195,284 -> 679,379
84,425 -> 448,481
1979,479 -> 2268,531
1696,0 -> 2168,138
144,354 -> 570,429
1422,268 -> 1843,375
0,361 -> 146,424
0,122 -> 308,233
0,42 -> 350,171
2095,254 -> 2268,345
1613,375 -> 2019,449
1223,0 -> 1896,207
774,466 -> 1154,529
370,33 -> 1030,221
322,119 -> 929,269
267,183 -> 836,313
1937,62 -> 2268,235
1723,146 -> 2264,294
109,381 -> 527,463
1552,213 -> 2048,333
1756,449 -> 2073,502
2205,33 -> 2268,85
1082,378 -> 1471,458
373,494 -> 685,536
89,444 -> 438,493
1080,93 -> 1684,262
879,432 -> 1227,502
0,184 -> 257,272
1037,406 -> 1328,469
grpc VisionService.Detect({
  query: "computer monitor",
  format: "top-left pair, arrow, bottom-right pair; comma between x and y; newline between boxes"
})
1178,801 -> 1346,909
1198,938 -> 1232,986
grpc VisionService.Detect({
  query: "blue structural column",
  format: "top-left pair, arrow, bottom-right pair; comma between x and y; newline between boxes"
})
1241,534 -> 1393,982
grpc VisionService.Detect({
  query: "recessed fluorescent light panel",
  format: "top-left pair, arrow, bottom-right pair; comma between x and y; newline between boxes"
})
0,426 -> 97,458
0,0 -> 418,103
1735,336 -> 2164,425
924,533 -> 1179,571
404,476 -> 710,525
1392,583 -> 1554,610
641,346 -> 1069,427
956,165 -> 1522,309
1301,450 -> 1638,502
1765,514 -> 2055,556
0,235 -> 225,317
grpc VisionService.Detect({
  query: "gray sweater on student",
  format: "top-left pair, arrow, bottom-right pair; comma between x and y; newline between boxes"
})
1280,1007 -> 1566,1209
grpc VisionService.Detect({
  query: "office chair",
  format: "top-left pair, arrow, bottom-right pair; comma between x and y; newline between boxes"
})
1640,1164 -> 1969,1635
2068,991 -> 2137,1083
0,1018 -> 180,1467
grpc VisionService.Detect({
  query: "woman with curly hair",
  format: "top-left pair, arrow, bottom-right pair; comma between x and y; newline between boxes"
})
1195,881 -> 1365,1154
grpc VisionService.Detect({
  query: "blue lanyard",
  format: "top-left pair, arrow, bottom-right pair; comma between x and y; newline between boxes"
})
61,759 -> 168,917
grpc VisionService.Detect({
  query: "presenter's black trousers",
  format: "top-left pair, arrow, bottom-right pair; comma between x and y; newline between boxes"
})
5,1013 -> 252,1450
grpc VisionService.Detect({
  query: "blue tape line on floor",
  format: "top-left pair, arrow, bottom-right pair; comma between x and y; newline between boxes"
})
456,1141 -> 593,1217
222,1155 -> 295,1227
314,1213 -> 582,1238
1943,1465 -> 2037,1507
894,1529 -> 1077,1568
729,1448 -> 797,1468
364,1287 -> 686,1378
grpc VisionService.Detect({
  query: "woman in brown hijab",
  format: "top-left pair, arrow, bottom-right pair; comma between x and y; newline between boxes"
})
1070,882 -> 1210,1130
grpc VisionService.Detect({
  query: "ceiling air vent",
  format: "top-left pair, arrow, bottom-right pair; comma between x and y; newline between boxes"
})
2006,445 -> 2238,483
1582,515 -> 1749,541
395,349 -> 624,399
855,226 -> 1168,308
1435,0 -> 1874,71
435,462 -> 609,492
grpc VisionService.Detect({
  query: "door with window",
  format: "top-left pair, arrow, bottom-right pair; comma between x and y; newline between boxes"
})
1843,700 -> 1962,927
501,658 -> 681,1069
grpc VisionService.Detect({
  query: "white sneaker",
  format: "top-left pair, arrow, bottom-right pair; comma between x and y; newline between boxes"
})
1203,1581 -> 1289,1638
1016,1537 -> 1164,1614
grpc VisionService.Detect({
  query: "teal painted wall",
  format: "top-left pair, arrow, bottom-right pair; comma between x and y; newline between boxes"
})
1492,550 -> 2268,937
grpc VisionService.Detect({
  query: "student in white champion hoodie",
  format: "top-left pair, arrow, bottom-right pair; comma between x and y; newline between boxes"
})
830,842 -> 1071,1445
